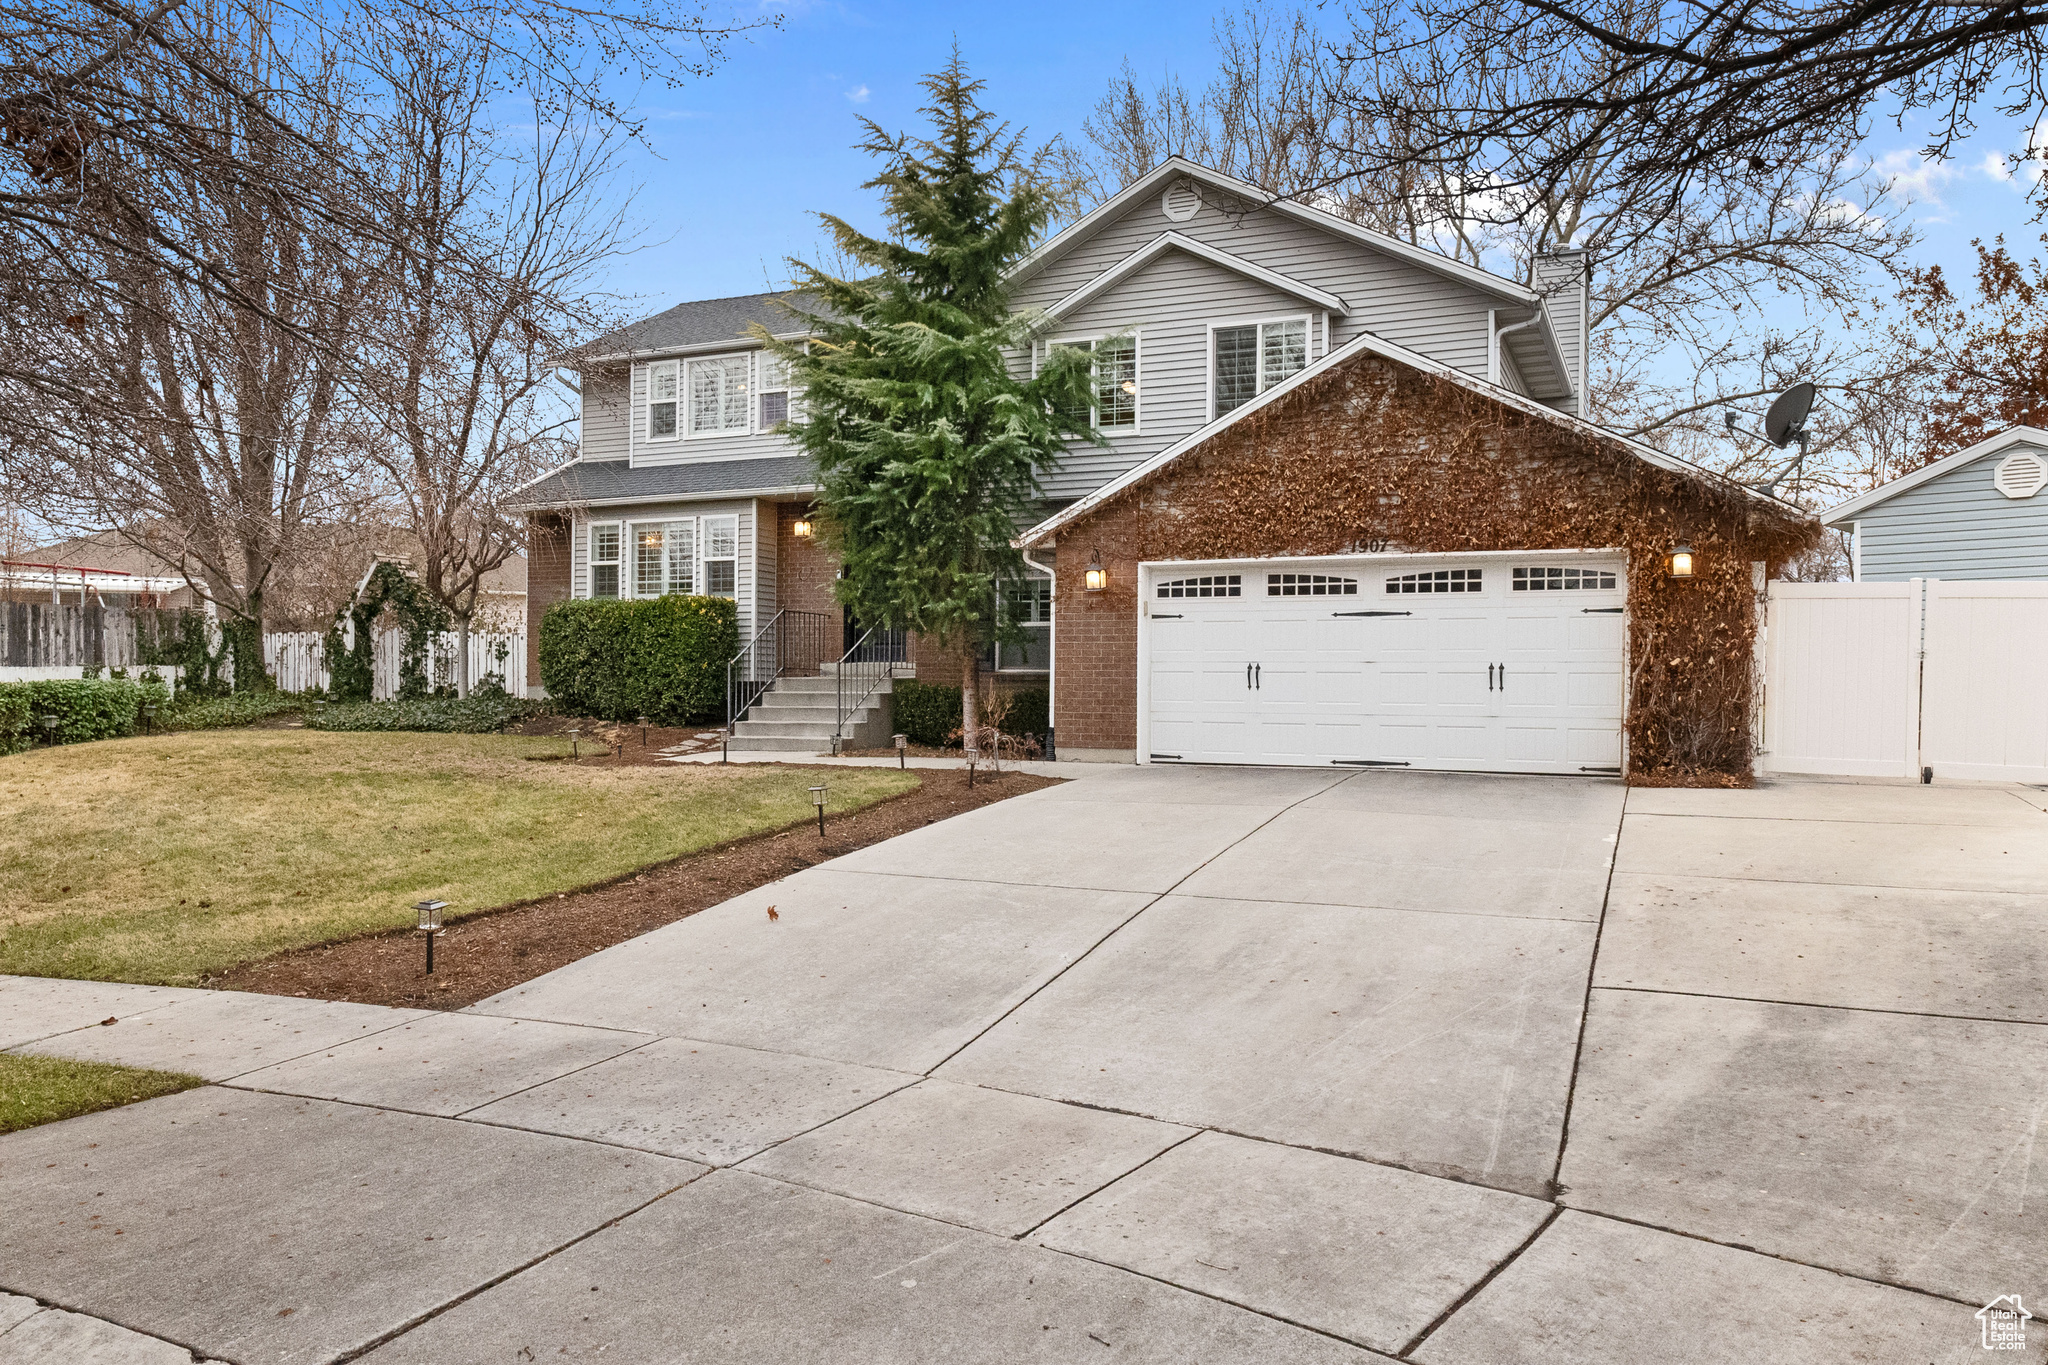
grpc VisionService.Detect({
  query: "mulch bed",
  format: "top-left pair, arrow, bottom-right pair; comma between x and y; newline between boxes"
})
215,765 -> 1060,1011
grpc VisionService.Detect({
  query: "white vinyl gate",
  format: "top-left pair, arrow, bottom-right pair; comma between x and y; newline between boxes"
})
1141,552 -> 1628,774
1763,578 -> 2048,782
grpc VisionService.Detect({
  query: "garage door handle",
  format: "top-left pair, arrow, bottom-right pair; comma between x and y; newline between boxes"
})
1488,663 -> 1495,691
1582,607 -> 1624,614
1499,664 -> 1506,690
1333,610 -> 1411,617
1255,663 -> 1261,689
1246,664 -> 1253,690
1153,613 -> 1183,619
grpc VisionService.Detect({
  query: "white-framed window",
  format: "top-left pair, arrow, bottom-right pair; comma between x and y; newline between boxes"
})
1212,316 -> 1308,417
1386,568 -> 1483,594
1044,334 -> 1139,432
701,514 -> 738,598
1156,574 -> 1242,598
1512,566 -> 1616,591
687,355 -> 750,437
997,574 -> 1052,671
647,362 -> 680,439
758,351 -> 795,429
630,520 -> 697,597
588,522 -> 621,599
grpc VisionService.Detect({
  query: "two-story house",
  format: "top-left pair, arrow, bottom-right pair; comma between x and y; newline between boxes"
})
515,158 -> 1811,782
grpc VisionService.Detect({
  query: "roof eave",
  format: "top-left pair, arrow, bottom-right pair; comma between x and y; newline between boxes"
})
1819,424 -> 2048,525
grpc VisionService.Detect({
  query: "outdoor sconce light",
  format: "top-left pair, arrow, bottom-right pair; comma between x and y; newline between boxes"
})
792,514 -> 815,540
414,899 -> 448,975
1083,551 -> 1107,594
809,784 -> 828,837
1667,543 -> 1696,580
893,732 -> 907,769
38,713 -> 57,745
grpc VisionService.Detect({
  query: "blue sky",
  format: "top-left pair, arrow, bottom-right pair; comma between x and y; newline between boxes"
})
593,1 -> 2048,321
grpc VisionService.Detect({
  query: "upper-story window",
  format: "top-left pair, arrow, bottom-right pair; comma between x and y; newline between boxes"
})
1047,335 -> 1139,432
1213,317 -> 1308,417
758,352 -> 794,429
688,356 -> 750,436
647,363 -> 680,439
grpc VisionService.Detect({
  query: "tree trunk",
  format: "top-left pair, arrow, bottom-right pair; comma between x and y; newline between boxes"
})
961,651 -> 980,755
455,615 -> 472,698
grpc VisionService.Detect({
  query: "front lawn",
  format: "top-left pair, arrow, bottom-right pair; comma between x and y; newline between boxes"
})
0,1053 -> 203,1134
0,731 -> 917,985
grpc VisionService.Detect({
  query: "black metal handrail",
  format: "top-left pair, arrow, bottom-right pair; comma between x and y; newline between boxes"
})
726,609 -> 837,729
833,626 -> 907,746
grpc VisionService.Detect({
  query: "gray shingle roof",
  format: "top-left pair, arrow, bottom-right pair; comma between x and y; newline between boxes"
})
573,290 -> 835,360
508,455 -> 817,509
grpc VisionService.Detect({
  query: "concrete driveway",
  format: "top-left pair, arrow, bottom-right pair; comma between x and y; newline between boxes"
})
1,767 -> 2043,1363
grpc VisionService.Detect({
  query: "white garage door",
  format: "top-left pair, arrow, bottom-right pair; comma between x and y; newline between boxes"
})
1144,555 -> 1628,773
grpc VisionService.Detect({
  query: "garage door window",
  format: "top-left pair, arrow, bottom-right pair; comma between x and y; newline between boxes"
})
1157,574 -> 1242,598
1268,573 -> 1358,596
1513,566 -> 1617,590
1386,568 -> 1483,594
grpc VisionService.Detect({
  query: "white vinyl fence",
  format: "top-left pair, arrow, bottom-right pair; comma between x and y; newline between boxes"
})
1763,578 -> 2048,783
263,629 -> 523,700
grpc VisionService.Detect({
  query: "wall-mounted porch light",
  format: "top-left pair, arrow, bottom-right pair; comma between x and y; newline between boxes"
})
792,513 -> 815,540
1667,543 -> 1696,579
1083,551 -> 1107,594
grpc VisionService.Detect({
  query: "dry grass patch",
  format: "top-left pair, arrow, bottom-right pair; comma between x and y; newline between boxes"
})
0,731 -> 917,985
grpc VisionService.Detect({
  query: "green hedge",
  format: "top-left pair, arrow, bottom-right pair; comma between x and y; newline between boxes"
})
0,679 -> 164,751
162,691 -> 303,731
538,596 -> 739,724
887,681 -> 1049,749
305,696 -> 545,733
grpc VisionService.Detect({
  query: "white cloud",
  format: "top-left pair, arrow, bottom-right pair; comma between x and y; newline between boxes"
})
846,84 -> 870,104
1871,147 -> 1956,205
1980,151 -> 2016,182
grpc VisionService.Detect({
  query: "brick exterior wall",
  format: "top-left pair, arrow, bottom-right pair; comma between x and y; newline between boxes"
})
524,512 -> 571,692
774,502 -> 838,616
1039,351 -> 1816,780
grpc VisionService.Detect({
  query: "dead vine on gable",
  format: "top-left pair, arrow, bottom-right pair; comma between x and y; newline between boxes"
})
1056,356 -> 1819,786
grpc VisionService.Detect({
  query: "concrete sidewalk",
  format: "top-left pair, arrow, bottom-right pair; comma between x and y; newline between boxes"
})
2,767 -> 2043,1363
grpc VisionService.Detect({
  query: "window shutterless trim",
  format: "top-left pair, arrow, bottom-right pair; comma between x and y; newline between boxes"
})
1039,330 -> 1142,435
1207,313 -> 1312,420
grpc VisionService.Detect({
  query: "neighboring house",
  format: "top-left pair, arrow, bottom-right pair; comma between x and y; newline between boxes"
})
517,157 -> 1811,779
1821,426 -> 2048,580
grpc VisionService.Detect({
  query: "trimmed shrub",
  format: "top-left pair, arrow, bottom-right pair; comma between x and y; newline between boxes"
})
998,686 -> 1049,743
889,678 -> 962,747
162,692 -> 303,731
538,596 -> 739,724
0,679 -> 159,750
304,696 -> 545,733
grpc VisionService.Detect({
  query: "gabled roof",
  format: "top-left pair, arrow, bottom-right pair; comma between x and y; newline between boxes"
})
1012,157 -> 1540,308
570,291 -> 835,364
1046,232 -> 1349,320
1018,326 -> 1800,547
1820,425 -> 2048,526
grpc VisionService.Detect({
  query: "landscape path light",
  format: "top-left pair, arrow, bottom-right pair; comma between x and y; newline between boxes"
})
966,746 -> 980,789
893,733 -> 907,769
809,783 -> 828,837
638,715 -> 650,747
414,900 -> 448,975
140,701 -> 157,734
567,725 -> 581,759
38,713 -> 58,745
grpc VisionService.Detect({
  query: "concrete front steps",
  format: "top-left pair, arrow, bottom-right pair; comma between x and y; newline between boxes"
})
726,665 -> 912,754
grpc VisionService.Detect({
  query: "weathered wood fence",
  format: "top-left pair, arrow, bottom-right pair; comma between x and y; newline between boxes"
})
1,603 -> 520,698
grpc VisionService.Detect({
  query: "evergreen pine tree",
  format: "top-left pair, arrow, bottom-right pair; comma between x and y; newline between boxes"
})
768,51 -> 1099,751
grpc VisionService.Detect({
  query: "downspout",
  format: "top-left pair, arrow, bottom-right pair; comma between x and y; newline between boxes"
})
1490,312 -> 1544,394
1022,548 -> 1056,761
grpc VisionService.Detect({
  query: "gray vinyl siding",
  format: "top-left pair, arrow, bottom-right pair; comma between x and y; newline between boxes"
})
628,350 -> 799,467
751,499 -> 778,623
1530,252 -> 1587,417
1012,191 -> 1500,380
1033,250 -> 1319,498
570,499 -> 765,638
579,365 -> 630,462
1854,446 -> 2048,581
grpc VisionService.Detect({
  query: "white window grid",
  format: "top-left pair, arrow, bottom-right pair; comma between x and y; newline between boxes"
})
1040,333 -> 1141,433
1210,314 -> 1311,419
687,355 -> 751,437
1386,568 -> 1483,594
646,362 -> 680,440
588,522 -> 622,599
1512,566 -> 1617,591
1269,572 -> 1358,596
1157,574 -> 1242,598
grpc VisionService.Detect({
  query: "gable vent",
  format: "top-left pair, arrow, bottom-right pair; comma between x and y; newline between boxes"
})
1994,449 -> 2048,499
1161,181 -> 1200,222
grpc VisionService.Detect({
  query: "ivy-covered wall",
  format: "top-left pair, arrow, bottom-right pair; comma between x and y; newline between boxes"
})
1044,352 -> 1818,786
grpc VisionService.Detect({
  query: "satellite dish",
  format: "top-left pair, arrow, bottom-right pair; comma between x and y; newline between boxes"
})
1764,382 -> 1815,448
